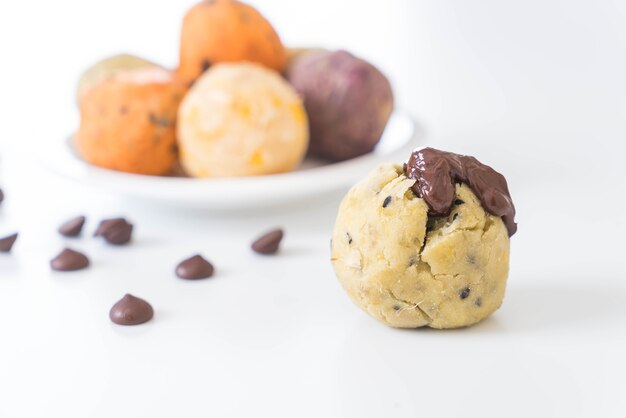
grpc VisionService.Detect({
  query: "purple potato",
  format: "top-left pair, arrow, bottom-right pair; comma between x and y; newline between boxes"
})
287,50 -> 394,161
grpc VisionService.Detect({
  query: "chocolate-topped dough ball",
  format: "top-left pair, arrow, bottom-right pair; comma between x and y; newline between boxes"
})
286,50 -> 394,161
331,148 -> 517,329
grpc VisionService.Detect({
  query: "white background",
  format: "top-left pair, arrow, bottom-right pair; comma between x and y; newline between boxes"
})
1,1 -> 626,417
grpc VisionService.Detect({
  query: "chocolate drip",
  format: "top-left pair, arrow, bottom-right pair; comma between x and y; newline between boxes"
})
406,148 -> 517,236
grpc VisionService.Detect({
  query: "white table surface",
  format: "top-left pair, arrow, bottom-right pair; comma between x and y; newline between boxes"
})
1,1 -> 626,417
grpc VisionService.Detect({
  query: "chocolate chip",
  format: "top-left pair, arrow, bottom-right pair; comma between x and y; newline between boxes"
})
0,233 -> 18,252
94,218 -> 133,245
393,305 -> 401,311
475,297 -> 482,307
452,213 -> 459,221
459,287 -> 471,300
58,216 -> 86,237
50,248 -> 89,271
176,254 -> 214,280
346,232 -> 353,244
200,59 -> 211,72
382,196 -> 392,208
251,228 -> 284,255
454,199 -> 465,205
148,113 -> 170,128
467,255 -> 476,265
109,294 -> 153,325
408,256 -> 417,266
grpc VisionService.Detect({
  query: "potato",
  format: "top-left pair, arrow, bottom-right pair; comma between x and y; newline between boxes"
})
286,50 -> 394,161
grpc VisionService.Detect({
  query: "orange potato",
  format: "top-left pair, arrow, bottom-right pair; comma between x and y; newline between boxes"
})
177,0 -> 286,84
76,68 -> 187,175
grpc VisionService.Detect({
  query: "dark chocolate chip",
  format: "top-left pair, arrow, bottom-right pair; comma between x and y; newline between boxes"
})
176,254 -> 214,280
459,287 -> 471,300
475,297 -> 483,307
452,213 -> 459,221
94,218 -> 133,245
0,233 -> 18,252
393,305 -> 401,311
346,232 -> 353,244
200,59 -> 211,73
382,196 -> 392,208
50,248 -> 89,271
109,294 -> 153,325
58,216 -> 86,237
454,199 -> 465,205
251,228 -> 284,255
148,113 -> 170,128
408,256 -> 417,266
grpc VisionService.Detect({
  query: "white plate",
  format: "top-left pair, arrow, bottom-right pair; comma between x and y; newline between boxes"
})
42,111 -> 421,210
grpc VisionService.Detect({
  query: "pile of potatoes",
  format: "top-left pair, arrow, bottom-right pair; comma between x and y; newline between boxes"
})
76,0 -> 394,177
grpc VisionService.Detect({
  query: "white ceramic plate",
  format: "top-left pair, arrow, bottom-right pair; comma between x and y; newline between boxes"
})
42,111 -> 421,210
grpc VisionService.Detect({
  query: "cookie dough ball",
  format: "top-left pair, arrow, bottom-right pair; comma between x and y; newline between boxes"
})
177,0 -> 287,84
76,68 -> 186,175
177,62 -> 308,177
286,50 -> 394,161
331,164 -> 510,329
284,47 -> 324,75
77,54 -> 158,104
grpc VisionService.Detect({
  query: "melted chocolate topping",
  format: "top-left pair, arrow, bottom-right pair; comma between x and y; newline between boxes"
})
406,148 -> 517,236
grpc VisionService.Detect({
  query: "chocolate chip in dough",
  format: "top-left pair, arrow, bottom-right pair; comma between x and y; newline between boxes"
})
109,294 -> 153,325
0,233 -> 18,252
459,287 -> 471,300
94,218 -> 133,245
50,248 -> 89,271
382,196 -> 392,208
176,254 -> 214,280
251,228 -> 284,255
58,216 -> 86,237
200,59 -> 212,73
